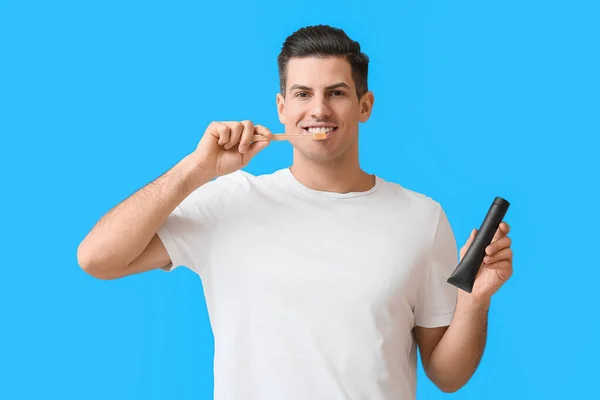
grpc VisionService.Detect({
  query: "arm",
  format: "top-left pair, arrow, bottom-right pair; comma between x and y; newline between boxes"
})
414,292 -> 489,393
77,121 -> 272,280
414,222 -> 513,393
77,153 -> 213,280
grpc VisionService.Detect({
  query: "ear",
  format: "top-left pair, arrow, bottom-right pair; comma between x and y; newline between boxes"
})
276,92 -> 286,124
358,91 -> 375,123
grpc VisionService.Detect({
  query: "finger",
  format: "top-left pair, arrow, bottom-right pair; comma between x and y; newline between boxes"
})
481,260 -> 512,276
465,229 -> 477,247
210,123 -> 230,146
491,221 -> 510,243
223,122 -> 244,150
484,247 -> 512,264
243,139 -> 270,161
205,121 -> 224,141
254,124 -> 274,140
486,235 -> 511,256
238,120 -> 255,154
460,229 -> 478,258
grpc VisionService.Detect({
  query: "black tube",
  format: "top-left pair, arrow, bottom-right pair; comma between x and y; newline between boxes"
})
447,197 -> 510,293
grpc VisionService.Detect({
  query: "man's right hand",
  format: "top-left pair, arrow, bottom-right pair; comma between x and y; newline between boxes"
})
192,120 -> 273,182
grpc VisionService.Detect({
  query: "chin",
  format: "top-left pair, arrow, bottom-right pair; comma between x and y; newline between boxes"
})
295,141 -> 352,164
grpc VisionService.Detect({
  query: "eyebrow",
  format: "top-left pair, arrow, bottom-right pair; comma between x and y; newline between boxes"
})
289,82 -> 351,92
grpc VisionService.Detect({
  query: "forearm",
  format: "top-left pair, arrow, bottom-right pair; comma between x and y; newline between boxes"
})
426,292 -> 490,392
77,153 -> 212,274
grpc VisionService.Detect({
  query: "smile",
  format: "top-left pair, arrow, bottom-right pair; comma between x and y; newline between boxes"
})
303,126 -> 337,135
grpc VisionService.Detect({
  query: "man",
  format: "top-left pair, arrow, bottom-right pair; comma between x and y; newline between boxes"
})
78,25 -> 513,399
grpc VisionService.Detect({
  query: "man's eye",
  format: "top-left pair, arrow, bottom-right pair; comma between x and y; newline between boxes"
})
331,90 -> 345,96
295,92 -> 308,97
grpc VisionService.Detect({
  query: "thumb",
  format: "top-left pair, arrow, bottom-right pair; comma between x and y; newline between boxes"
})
461,229 -> 478,256
244,139 -> 270,160
468,228 -> 478,245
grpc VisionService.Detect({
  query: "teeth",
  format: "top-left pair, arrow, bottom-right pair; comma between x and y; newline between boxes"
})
307,127 -> 335,134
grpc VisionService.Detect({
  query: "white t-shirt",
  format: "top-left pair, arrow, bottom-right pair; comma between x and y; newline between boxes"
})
157,167 -> 459,400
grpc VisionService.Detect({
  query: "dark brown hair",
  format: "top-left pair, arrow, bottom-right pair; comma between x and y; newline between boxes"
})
277,25 -> 370,99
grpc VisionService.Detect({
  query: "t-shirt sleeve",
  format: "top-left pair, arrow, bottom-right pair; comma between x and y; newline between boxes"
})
414,205 -> 459,328
156,172 -> 239,275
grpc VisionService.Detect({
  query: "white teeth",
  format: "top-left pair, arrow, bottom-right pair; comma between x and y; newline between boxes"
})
307,127 -> 335,134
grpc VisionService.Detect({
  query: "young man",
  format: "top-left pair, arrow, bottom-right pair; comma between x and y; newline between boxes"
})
78,25 -> 513,399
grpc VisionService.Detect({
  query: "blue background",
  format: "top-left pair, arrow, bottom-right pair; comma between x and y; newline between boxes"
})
1,0 -> 598,398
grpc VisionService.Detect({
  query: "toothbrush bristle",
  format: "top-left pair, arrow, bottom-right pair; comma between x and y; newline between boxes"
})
313,132 -> 327,140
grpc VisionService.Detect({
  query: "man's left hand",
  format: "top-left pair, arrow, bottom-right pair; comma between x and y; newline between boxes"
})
459,222 -> 513,304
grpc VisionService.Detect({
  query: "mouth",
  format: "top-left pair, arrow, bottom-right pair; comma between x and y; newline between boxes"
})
302,126 -> 338,137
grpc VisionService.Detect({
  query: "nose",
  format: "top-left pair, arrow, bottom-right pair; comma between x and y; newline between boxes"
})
310,96 -> 332,119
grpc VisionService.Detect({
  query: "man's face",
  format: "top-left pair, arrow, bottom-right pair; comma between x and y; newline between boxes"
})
276,56 -> 374,163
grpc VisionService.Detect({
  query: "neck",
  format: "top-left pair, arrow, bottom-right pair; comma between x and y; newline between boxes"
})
289,146 -> 375,193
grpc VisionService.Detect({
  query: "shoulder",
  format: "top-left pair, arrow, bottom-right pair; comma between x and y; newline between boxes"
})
375,176 -> 444,221
381,179 -> 457,248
